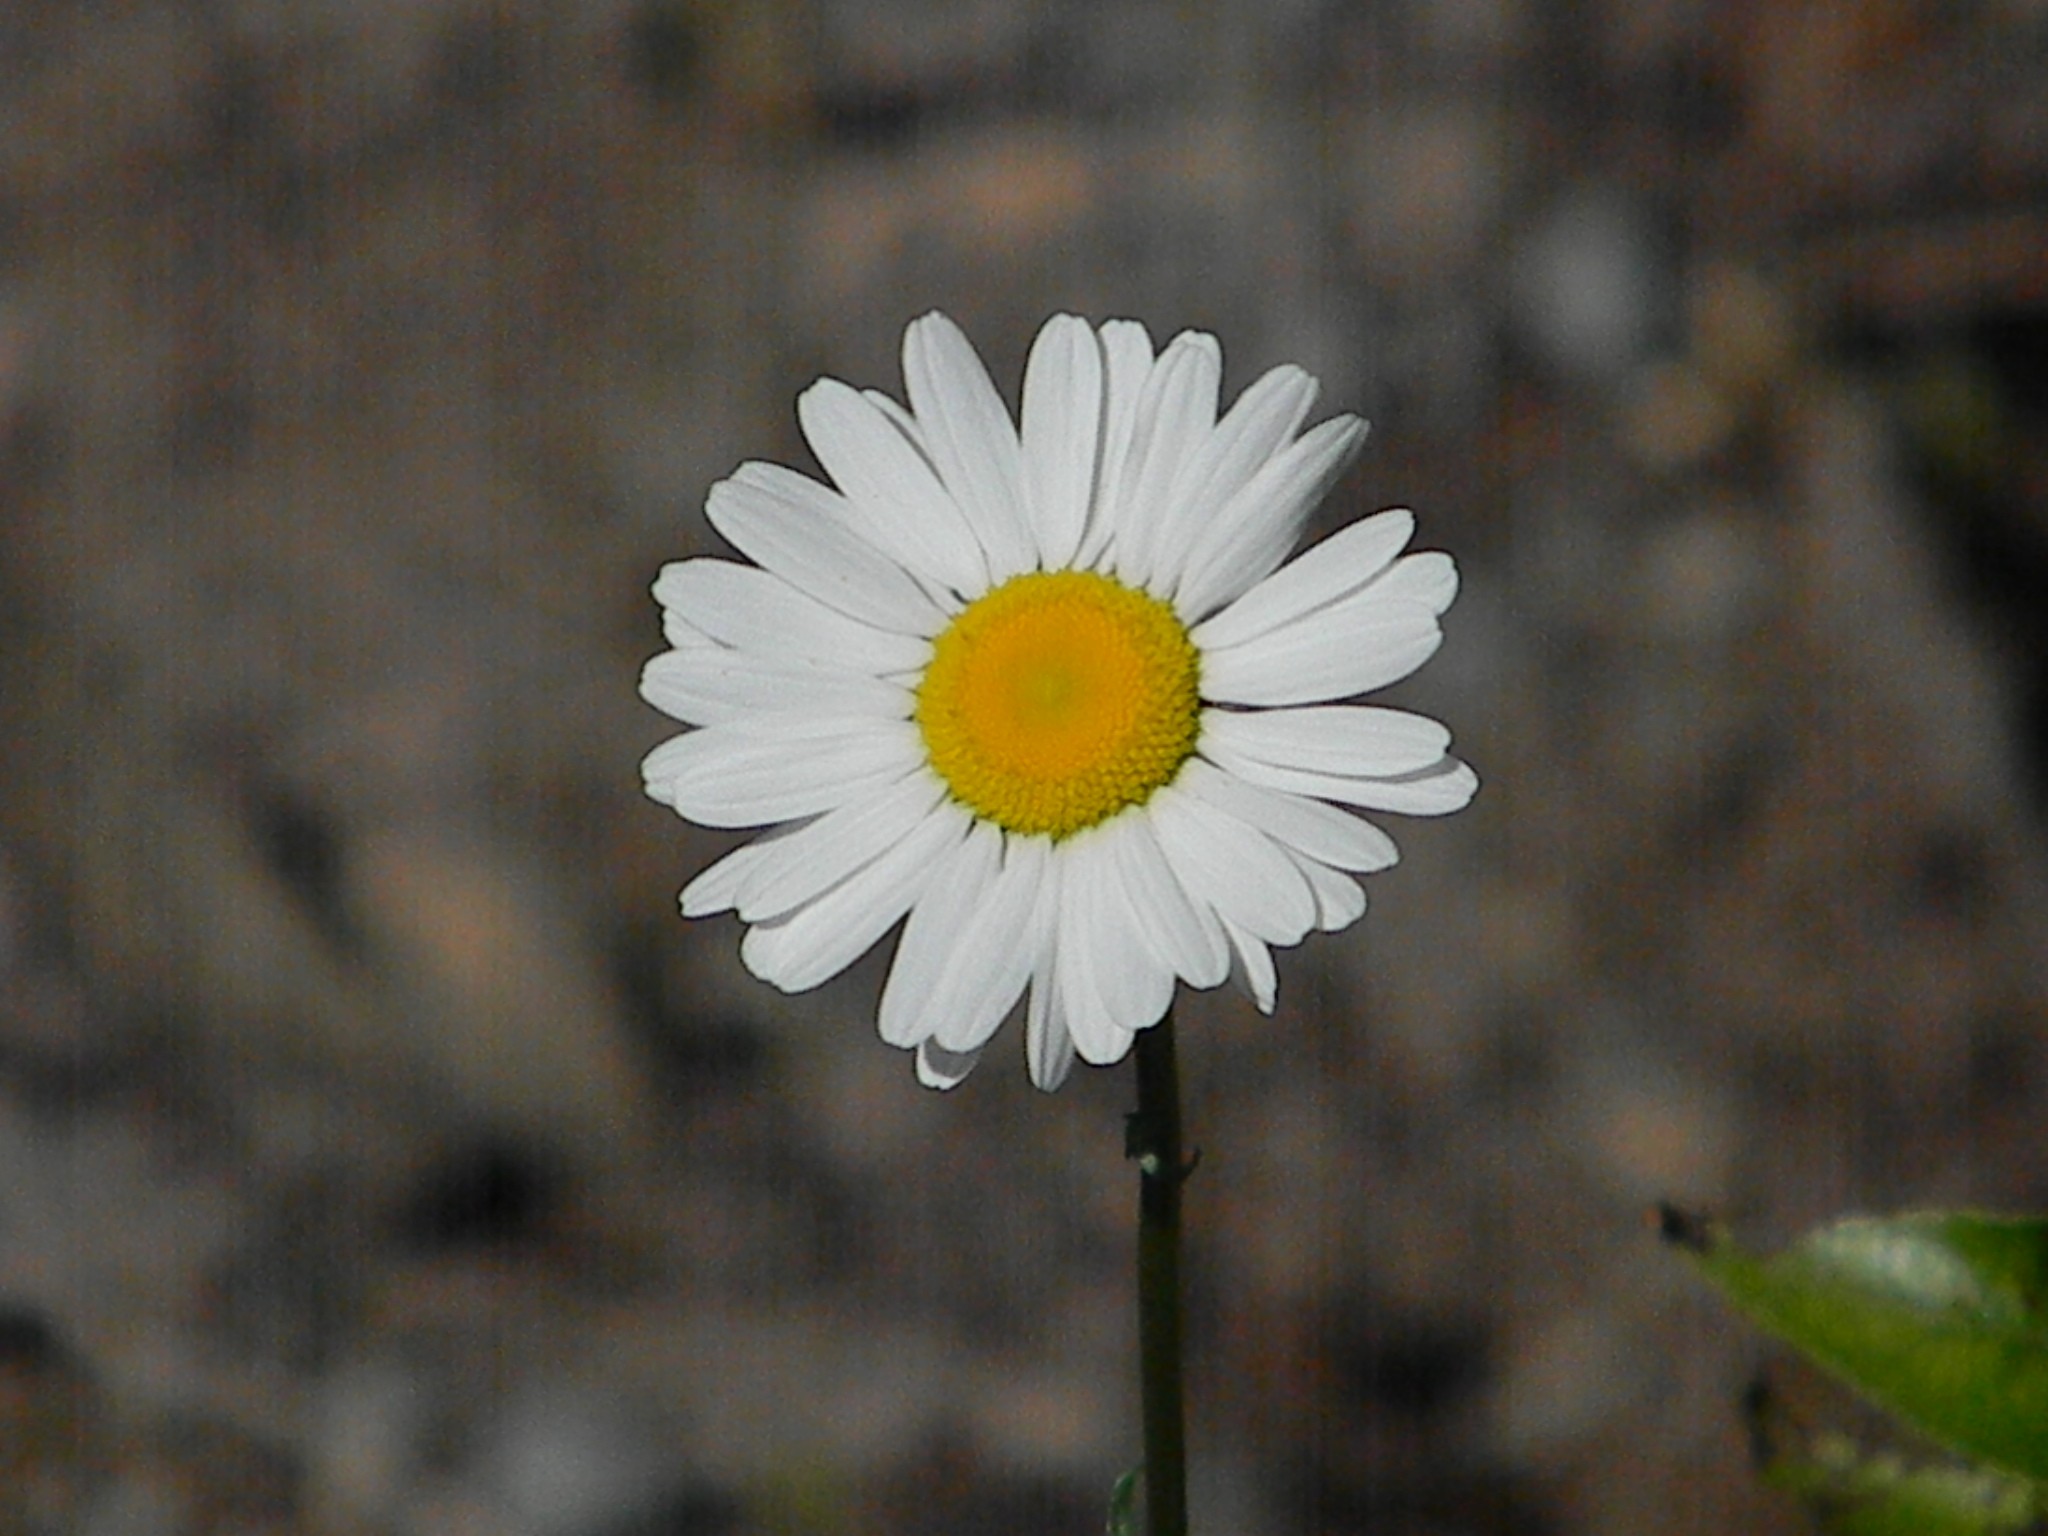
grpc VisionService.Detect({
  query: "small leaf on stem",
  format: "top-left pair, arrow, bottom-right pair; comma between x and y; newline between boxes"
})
1107,1467 -> 1143,1536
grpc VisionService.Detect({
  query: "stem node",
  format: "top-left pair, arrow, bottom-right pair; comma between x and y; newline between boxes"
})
1128,1014 -> 1188,1536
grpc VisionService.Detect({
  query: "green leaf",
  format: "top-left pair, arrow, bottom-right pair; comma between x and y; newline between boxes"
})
1107,1467 -> 1142,1536
1745,1379 -> 2047,1536
1665,1208 -> 2048,1482
1764,1432 -> 2044,1535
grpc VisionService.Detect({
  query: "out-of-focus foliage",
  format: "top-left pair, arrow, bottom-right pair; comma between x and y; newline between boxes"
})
1759,1426 -> 2043,1536
1671,1208 -> 2048,1532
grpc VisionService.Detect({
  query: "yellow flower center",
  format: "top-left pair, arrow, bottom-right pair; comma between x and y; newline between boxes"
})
915,569 -> 1202,839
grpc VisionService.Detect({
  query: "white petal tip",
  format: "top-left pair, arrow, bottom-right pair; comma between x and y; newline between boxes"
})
1164,328 -> 1222,362
1408,758 -> 1480,815
916,1040 -> 981,1089
1099,317 -> 1154,350
1029,1056 -> 1075,1092
1331,415 -> 1371,461
738,929 -> 817,995
1073,1028 -> 1138,1068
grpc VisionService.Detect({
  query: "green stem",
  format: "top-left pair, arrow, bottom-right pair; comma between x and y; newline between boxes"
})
1128,1011 -> 1189,1536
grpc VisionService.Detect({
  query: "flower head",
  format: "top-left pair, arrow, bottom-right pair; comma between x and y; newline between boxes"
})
642,313 -> 1475,1089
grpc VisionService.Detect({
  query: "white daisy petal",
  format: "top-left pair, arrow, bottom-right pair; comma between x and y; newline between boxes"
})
1147,363 -> 1319,593
1078,319 -> 1157,566
1173,757 -> 1399,872
1107,811 -> 1229,989
863,388 -> 926,454
707,462 -> 951,634
1173,414 -> 1370,622
735,772 -> 948,922
1049,835 -> 1110,1027
1199,599 -> 1443,707
1112,330 -> 1221,587
872,824 -> 1045,1059
1287,852 -> 1367,931
642,717 -> 923,827
677,838 -> 772,918
1209,752 -> 1481,816
1199,704 -> 1452,778
1146,779 -> 1316,946
1217,912 -> 1278,1013
1372,550 -> 1459,614
640,648 -> 912,727
1026,976 -> 1077,1091
878,821 -> 1005,1047
1360,756 -> 1482,816
1019,313 -> 1103,569
740,804 -> 970,992
928,835 -> 1047,1053
1053,880 -> 1117,1064
1191,508 -> 1416,653
797,377 -> 989,596
1055,832 -> 1164,1061
916,1040 -> 983,1089
1094,877 -> 1178,1035
903,312 -> 1037,580
661,605 -> 719,651
1068,1009 -> 1137,1068
1024,860 -> 1077,1091
652,559 -> 931,675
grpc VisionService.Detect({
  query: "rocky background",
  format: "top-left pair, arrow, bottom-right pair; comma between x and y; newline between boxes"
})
4,2 -> 2048,1533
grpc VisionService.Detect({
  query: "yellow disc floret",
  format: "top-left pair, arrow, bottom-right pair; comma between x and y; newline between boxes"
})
915,569 -> 1202,839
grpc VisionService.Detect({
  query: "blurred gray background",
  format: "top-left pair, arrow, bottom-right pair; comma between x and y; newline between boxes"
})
4,2 -> 2047,1533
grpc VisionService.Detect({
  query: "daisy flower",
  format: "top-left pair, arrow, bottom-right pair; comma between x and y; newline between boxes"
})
641,313 -> 1475,1090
